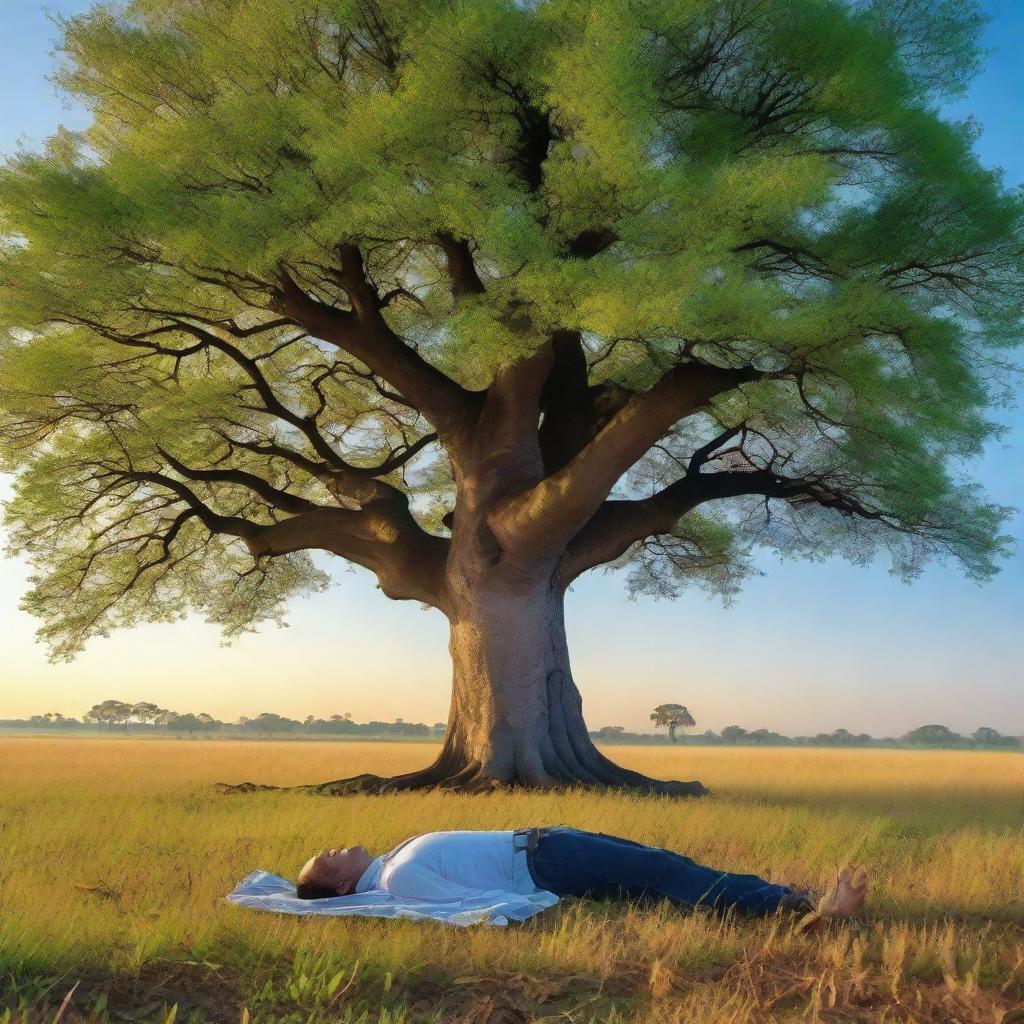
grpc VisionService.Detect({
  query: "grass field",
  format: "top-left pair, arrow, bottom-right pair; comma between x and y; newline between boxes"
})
1,739 -> 1022,1023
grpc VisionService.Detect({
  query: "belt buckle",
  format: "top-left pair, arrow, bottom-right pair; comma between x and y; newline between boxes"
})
513,827 -> 543,853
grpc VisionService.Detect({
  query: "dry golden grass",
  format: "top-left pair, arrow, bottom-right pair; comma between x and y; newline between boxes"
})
0,738 -> 1022,1023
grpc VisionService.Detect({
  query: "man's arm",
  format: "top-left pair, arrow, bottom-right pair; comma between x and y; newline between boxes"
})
382,862 -> 496,902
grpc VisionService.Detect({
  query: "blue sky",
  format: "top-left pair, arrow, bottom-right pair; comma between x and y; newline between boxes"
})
0,0 -> 1021,735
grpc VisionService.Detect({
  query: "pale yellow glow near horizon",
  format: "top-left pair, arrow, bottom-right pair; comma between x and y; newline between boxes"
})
1,477 -> 1021,737
2,547 -> 1022,737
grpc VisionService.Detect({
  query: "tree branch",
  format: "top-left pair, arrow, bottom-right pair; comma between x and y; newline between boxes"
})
488,361 -> 768,560
433,231 -> 486,296
246,503 -> 450,608
154,446 -> 328,515
468,340 -> 555,500
538,330 -> 596,474
105,466 -> 449,608
76,314 -> 440,507
211,427 -> 438,508
79,313 -> 352,471
274,251 -> 482,451
117,469 -> 263,543
556,465 -> 892,586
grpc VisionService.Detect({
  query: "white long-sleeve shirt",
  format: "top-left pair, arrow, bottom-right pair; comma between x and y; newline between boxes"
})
356,830 -> 546,901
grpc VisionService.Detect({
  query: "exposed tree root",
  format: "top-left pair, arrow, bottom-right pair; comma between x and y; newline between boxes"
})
213,759 -> 710,798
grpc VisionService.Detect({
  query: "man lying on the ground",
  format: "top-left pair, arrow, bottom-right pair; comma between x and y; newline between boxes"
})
296,826 -> 868,930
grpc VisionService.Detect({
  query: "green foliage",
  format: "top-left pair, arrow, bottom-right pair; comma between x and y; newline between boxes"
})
0,0 -> 1020,657
903,724 -> 962,746
607,509 -> 758,604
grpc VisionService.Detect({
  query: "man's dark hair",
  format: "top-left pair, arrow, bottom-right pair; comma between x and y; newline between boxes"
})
296,881 -> 340,900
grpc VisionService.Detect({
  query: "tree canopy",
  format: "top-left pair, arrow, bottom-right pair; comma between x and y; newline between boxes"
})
0,0 -> 1020,669
903,723 -> 961,746
650,703 -> 696,741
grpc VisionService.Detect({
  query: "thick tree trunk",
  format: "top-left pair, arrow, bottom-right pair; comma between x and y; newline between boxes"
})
420,580 -> 705,793
218,578 -> 707,797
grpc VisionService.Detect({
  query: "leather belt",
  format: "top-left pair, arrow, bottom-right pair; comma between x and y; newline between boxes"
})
512,827 -> 545,855
513,824 -> 575,854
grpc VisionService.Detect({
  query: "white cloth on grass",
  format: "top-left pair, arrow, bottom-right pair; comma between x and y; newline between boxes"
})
224,830 -> 560,927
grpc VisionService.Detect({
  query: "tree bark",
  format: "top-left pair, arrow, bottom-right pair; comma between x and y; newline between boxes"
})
412,580 -> 708,794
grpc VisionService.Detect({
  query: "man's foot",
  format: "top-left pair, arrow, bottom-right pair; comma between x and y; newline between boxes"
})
793,864 -> 868,935
821,864 -> 869,920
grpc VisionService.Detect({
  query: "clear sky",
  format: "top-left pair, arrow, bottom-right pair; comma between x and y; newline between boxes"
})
0,0 -> 1021,736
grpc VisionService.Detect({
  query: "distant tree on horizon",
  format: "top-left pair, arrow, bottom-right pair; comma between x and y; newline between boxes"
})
131,702 -> 168,728
972,726 -> 1000,745
83,699 -> 133,731
244,712 -> 301,734
830,728 -> 857,746
970,726 -> 1019,748
163,712 -> 219,733
650,704 -> 696,744
903,724 -> 962,746
8,703 -> 1023,749
721,726 -> 748,745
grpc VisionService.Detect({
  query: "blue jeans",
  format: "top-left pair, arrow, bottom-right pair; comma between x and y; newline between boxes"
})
522,826 -> 797,917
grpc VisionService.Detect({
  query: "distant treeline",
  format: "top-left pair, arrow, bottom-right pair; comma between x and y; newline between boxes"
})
591,724 -> 1021,749
3,705 -> 443,738
0,703 -> 1020,749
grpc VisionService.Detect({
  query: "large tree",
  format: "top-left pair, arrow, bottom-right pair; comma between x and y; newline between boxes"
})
0,0 -> 1020,796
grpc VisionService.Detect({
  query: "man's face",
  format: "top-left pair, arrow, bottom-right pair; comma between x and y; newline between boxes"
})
300,845 -> 368,895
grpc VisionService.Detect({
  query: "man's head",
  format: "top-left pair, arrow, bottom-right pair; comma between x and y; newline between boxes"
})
296,844 -> 373,900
